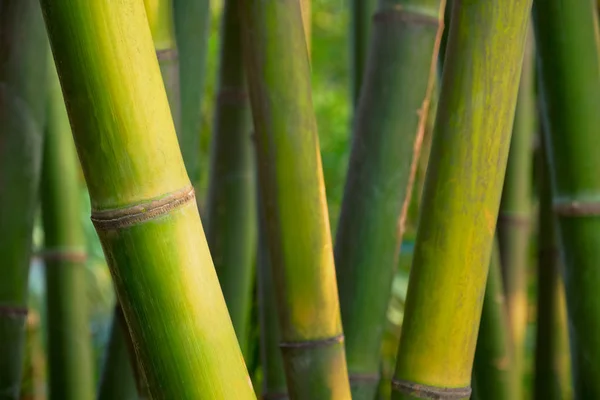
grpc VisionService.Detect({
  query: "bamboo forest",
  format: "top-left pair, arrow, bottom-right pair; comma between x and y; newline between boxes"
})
1,0 -> 598,399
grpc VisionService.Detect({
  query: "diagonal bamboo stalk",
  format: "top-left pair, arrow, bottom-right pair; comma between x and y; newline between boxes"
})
391,0 -> 532,398
39,0 -> 255,398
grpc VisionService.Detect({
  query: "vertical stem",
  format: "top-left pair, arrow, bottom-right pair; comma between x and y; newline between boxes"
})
350,0 -> 376,107
41,58 -> 95,400
532,0 -> 600,397
240,0 -> 351,397
0,2 -> 48,398
19,310 -> 46,400
335,0 -> 445,398
39,0 -> 255,398
392,1 -> 532,398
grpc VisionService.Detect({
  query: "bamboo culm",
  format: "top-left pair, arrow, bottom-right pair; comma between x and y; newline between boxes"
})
391,0 -> 532,398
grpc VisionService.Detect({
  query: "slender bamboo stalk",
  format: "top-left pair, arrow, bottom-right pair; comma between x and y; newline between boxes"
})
40,58 -> 95,400
205,0 -> 256,355
473,240 -> 517,399
350,0 -> 376,107
534,144 -> 571,400
19,310 -> 46,400
172,0 -> 211,185
533,1 -> 600,397
496,30 -> 534,396
97,306 -> 138,400
240,0 -> 351,397
39,1 -> 255,398
334,0 -> 445,398
0,2 -> 48,398
391,1 -> 531,398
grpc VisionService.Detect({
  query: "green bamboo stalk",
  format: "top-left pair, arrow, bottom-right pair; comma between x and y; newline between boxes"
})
350,0 -> 376,107
534,144 -> 571,400
532,1 -> 600,397
19,311 -> 46,400
40,58 -> 95,400
205,0 -> 256,355
97,306 -> 138,400
496,30 -> 534,396
240,0 -> 351,397
334,1 -> 445,398
39,1 -> 255,398
473,240 -> 517,399
0,2 -> 48,398
172,0 -> 211,185
391,1 -> 531,398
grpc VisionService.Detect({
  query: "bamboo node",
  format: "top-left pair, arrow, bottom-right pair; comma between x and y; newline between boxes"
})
156,48 -> 178,61
373,9 -> 439,27
553,200 -> 600,217
349,373 -> 380,383
91,186 -> 195,230
217,87 -> 248,105
497,212 -> 530,227
279,333 -> 344,349
0,305 -> 28,318
34,248 -> 87,263
391,379 -> 471,399
262,392 -> 288,400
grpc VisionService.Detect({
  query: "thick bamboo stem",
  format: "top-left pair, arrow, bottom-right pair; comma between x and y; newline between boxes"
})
335,0 -> 445,398
240,0 -> 351,397
532,0 -> 600,397
0,2 -> 48,398
391,1 -> 532,398
350,0 -> 376,107
39,0 -> 255,398
41,58 -> 95,400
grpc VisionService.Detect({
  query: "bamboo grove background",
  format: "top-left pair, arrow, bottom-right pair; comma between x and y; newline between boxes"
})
1,0 -> 598,399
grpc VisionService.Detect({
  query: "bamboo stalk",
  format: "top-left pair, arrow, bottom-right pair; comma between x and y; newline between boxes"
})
496,30 -> 534,396
39,1 -> 255,398
391,1 -> 531,398
0,2 -> 48,398
473,240 -> 517,399
40,58 -> 95,400
532,0 -> 600,397
240,0 -> 351,397
534,144 -> 571,400
205,0 -> 256,355
350,0 -> 376,107
334,0 -> 445,398
19,310 -> 46,400
172,0 -> 211,185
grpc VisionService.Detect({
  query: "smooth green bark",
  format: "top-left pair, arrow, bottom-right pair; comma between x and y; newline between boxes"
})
335,0 -> 445,398
240,0 -> 351,397
0,2 -> 48,398
350,0 -> 376,107
392,0 -> 532,398
533,0 -> 600,397
39,0 -> 255,398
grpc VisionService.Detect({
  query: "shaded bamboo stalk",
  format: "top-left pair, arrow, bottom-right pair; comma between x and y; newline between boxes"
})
19,310 -> 46,400
240,0 -> 351,397
533,0 -> 600,397
534,143 -> 571,400
473,240 -> 517,399
40,58 -> 95,400
172,0 -> 211,185
391,1 -> 532,398
334,0 -> 446,398
205,0 -> 256,355
496,29 -> 535,397
0,2 -> 48,398
350,0 -> 376,107
39,0 -> 255,398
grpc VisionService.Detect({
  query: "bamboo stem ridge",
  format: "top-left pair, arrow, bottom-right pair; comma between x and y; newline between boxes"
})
392,1 -> 532,398
533,1 -> 600,397
41,58 -> 95,400
206,0 -> 256,355
0,2 -> 48,398
39,1 -> 254,398
240,0 -> 351,397
350,0 -> 376,107
334,1 -> 445,398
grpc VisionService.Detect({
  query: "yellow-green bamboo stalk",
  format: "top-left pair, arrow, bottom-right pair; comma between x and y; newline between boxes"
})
39,1 -> 255,398
240,0 -> 351,397
391,1 -> 532,398
0,2 -> 48,398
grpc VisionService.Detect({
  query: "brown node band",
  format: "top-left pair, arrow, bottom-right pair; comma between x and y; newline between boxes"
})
373,8 -> 439,27
497,212 -> 530,227
553,200 -> 600,217
392,379 -> 471,399
35,249 -> 87,263
156,48 -> 178,61
349,373 -> 380,383
262,392 -> 288,400
280,333 -> 344,349
91,186 -> 195,230
217,87 -> 248,105
0,305 -> 28,318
